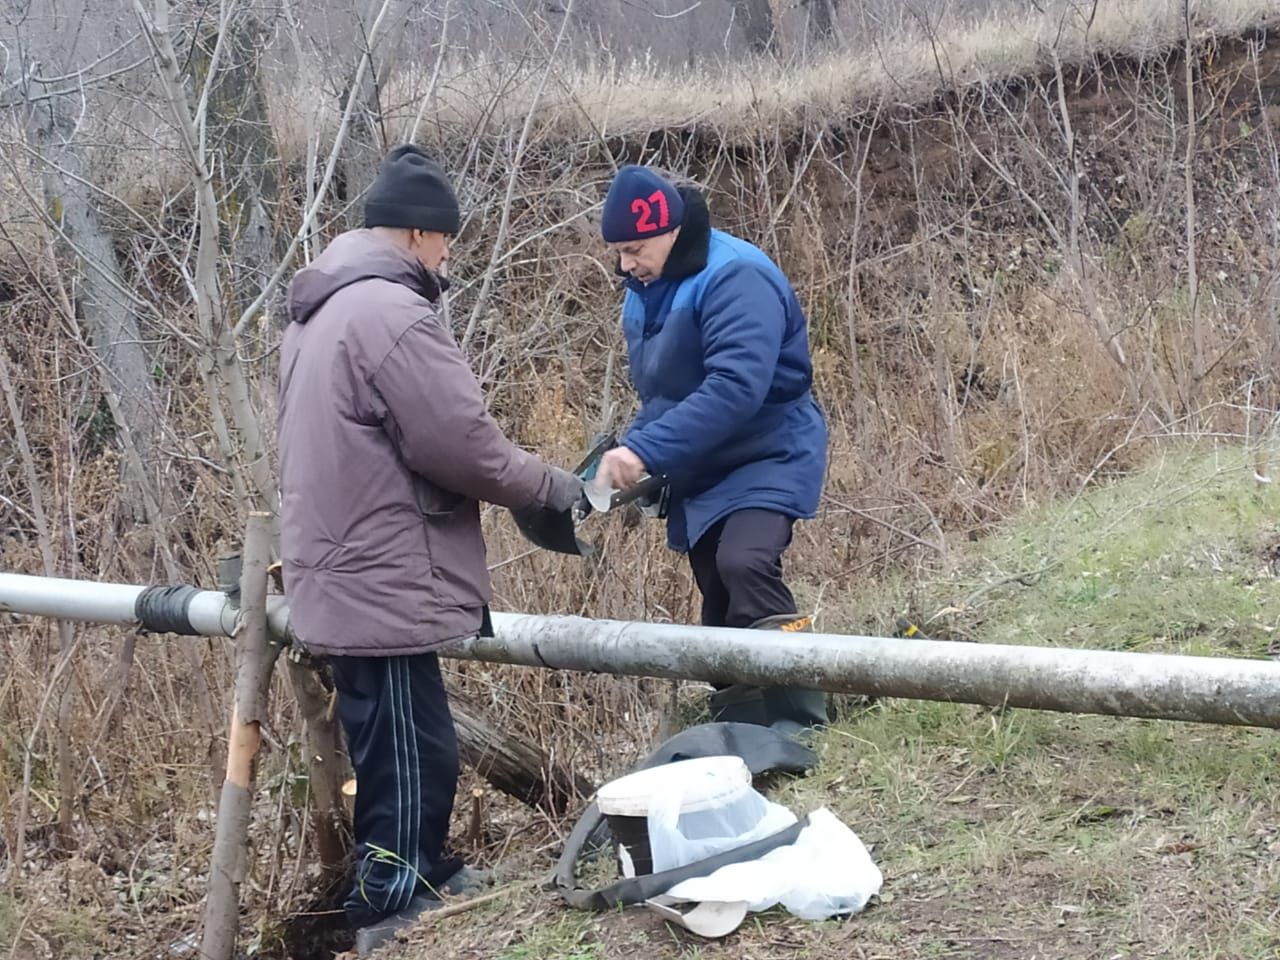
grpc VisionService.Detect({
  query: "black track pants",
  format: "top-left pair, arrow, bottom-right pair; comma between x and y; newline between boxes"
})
329,652 -> 461,926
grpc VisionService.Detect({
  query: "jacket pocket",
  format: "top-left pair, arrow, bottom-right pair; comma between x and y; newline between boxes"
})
420,498 -> 491,608
413,477 -> 465,516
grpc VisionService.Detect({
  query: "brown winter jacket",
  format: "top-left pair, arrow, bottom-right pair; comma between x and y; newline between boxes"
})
277,230 -> 559,656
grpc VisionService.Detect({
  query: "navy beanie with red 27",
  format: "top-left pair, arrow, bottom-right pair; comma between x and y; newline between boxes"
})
601,165 -> 685,243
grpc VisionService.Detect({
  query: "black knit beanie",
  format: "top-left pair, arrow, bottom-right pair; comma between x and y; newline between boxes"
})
363,145 -> 461,235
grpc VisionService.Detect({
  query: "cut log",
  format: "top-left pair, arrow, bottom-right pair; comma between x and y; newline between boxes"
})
451,697 -> 595,815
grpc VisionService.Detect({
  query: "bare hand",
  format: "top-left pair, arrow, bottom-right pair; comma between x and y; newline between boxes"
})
598,446 -> 647,490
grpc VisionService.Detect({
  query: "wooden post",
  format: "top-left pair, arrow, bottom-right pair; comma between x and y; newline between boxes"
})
201,512 -> 279,960
285,652 -> 351,885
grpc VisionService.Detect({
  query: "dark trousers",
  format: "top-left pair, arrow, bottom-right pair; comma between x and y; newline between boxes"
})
688,509 -> 827,728
688,509 -> 797,628
329,652 -> 461,926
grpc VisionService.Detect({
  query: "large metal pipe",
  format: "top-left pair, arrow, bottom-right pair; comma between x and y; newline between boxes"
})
3,572 -> 1280,728
469,614 -> 1280,728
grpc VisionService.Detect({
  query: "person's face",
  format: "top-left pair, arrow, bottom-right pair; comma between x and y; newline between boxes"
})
409,230 -> 451,272
609,228 -> 680,285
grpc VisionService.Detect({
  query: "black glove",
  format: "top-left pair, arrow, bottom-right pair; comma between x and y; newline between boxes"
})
545,465 -> 585,513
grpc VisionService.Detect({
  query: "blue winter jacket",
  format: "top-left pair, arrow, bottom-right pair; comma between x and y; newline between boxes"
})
620,189 -> 828,552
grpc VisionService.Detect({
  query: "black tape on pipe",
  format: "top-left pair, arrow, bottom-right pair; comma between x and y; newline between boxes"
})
134,585 -> 201,635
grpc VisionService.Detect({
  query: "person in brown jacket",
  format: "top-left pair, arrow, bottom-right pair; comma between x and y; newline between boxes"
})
276,145 -> 582,954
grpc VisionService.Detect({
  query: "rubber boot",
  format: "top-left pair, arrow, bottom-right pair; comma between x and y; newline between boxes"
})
707,682 -> 769,725
707,615 -> 828,734
750,614 -> 829,736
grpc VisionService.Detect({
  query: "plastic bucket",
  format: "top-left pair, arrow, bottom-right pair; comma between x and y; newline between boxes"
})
595,756 -> 752,877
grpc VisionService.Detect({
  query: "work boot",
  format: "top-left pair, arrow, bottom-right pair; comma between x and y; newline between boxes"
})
437,864 -> 493,897
354,893 -> 442,956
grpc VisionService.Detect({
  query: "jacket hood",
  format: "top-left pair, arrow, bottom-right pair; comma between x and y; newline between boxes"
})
661,186 -> 710,280
286,229 -> 447,325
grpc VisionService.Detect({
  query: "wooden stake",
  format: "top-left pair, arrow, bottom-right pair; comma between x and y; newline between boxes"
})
200,512 -> 278,960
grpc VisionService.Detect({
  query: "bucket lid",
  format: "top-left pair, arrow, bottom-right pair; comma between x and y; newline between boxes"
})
646,897 -> 750,939
596,756 -> 751,817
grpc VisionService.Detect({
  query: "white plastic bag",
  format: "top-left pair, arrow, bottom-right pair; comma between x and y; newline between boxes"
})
663,807 -> 883,920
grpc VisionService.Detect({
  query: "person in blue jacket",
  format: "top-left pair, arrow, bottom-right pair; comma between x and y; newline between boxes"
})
594,165 -> 830,731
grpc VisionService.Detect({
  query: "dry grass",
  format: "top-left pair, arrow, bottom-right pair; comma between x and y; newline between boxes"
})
40,0 -> 1280,205
354,0 -> 1280,147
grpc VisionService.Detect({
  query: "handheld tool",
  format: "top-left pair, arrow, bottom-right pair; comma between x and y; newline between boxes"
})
510,434 -> 669,556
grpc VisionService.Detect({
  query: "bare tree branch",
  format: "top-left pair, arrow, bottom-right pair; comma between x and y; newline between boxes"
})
232,0 -> 403,338
133,0 -> 275,513
462,0 -> 578,349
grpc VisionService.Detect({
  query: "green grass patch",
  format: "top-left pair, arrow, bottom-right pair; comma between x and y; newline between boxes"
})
772,448 -> 1280,956
861,447 -> 1280,658
498,912 -> 602,960
0,894 -> 15,949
